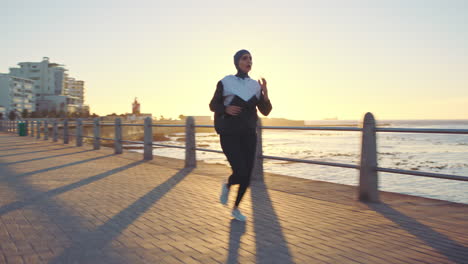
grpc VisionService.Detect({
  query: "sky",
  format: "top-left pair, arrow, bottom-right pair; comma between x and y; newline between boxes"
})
1,0 -> 467,120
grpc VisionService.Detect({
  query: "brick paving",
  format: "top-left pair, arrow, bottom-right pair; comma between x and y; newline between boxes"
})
0,132 -> 467,263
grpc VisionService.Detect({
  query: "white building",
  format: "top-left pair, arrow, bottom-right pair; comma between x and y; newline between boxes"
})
9,57 -> 87,114
64,76 -> 85,105
0,74 -> 34,119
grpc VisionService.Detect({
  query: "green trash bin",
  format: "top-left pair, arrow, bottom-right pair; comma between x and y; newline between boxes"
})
18,122 -> 27,136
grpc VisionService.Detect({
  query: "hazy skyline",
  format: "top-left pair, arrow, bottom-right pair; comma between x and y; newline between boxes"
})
2,0 -> 467,120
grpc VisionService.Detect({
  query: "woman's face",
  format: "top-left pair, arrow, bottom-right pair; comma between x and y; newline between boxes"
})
238,53 -> 252,73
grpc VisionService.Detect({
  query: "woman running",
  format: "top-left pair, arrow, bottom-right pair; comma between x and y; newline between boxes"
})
209,49 -> 272,221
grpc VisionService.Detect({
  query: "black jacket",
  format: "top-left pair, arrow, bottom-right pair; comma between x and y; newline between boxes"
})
209,79 -> 272,135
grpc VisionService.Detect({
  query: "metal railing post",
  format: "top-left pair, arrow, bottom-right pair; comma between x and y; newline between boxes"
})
93,118 -> 101,150
252,118 -> 264,181
31,121 -> 35,137
76,118 -> 83,147
44,120 -> 49,140
185,116 -> 196,167
63,119 -> 69,144
53,120 -> 58,142
25,120 -> 29,136
36,120 -> 41,139
114,118 -> 122,154
144,117 -> 153,160
359,112 -> 379,202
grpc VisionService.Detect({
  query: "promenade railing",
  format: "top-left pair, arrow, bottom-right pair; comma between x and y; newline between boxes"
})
1,112 -> 467,203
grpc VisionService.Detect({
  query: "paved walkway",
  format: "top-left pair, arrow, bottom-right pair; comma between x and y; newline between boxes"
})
0,132 -> 467,264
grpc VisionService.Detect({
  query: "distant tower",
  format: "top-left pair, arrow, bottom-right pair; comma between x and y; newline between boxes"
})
132,97 -> 140,115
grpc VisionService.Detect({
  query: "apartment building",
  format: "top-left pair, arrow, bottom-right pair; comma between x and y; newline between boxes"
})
0,74 -> 34,118
9,57 -> 87,114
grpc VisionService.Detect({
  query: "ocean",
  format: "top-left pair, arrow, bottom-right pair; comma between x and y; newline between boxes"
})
130,120 -> 468,204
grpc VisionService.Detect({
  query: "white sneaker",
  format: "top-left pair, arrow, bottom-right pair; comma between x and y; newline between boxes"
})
231,208 -> 247,222
220,183 -> 229,205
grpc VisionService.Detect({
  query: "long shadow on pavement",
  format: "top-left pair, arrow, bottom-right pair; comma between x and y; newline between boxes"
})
369,203 -> 468,263
227,219 -> 246,264
1,154 -> 115,180
3,149 -> 94,165
49,167 -> 194,264
0,139 -> 32,146
0,160 -> 146,216
250,182 -> 294,264
225,181 -> 294,264
0,143 -> 59,151
250,181 -> 294,264
0,146 -> 77,157
0,159 -> 149,263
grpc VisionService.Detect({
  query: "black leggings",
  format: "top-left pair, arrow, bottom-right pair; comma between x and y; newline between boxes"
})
220,133 -> 257,207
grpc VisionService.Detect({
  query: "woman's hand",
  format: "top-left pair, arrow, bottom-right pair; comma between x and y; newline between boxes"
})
258,78 -> 269,101
225,105 -> 242,116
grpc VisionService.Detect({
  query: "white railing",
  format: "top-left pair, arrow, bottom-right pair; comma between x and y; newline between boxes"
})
1,112 -> 467,203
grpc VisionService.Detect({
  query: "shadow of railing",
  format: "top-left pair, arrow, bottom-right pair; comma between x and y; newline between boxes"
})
0,146 -> 76,158
2,154 -> 115,180
0,143 -> 57,151
49,167 -> 194,263
3,149 -> 94,165
0,158 -> 148,263
369,203 -> 468,263
0,160 -> 145,216
250,181 -> 294,264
